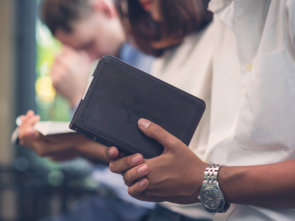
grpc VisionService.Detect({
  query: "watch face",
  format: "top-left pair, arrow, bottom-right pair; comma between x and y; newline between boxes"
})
199,186 -> 224,210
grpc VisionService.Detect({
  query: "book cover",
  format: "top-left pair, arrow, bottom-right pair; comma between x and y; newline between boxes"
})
70,56 -> 206,158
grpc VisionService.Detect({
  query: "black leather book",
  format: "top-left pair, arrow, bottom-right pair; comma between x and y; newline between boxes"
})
70,56 -> 206,158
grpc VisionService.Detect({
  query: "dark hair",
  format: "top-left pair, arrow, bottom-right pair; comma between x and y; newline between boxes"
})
40,0 -> 92,35
120,0 -> 212,57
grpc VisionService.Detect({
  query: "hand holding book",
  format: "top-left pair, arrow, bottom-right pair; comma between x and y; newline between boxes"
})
15,110 -> 108,163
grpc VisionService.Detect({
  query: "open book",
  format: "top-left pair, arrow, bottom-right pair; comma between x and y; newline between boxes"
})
11,121 -> 74,144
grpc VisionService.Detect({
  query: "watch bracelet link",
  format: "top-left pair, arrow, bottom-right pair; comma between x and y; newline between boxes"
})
204,164 -> 221,185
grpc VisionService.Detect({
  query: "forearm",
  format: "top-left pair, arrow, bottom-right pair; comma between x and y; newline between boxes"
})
77,141 -> 108,164
219,159 -> 295,208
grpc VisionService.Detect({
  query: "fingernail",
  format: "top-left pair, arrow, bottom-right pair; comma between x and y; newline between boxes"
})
139,179 -> 148,187
137,165 -> 149,175
138,119 -> 151,129
132,154 -> 143,165
109,148 -> 116,157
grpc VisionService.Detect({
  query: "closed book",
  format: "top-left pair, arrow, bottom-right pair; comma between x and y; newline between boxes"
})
70,56 -> 205,158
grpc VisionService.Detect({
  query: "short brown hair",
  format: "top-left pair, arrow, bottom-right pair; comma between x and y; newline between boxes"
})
120,0 -> 212,57
40,0 -> 92,35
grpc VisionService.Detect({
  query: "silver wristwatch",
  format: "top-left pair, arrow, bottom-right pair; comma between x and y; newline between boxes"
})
198,164 -> 230,213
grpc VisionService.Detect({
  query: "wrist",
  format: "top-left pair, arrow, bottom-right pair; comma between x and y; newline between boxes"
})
198,164 -> 230,213
190,160 -> 208,203
76,138 -> 108,162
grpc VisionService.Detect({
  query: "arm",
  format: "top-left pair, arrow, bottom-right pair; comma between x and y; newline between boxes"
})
108,118 -> 295,208
220,160 -> 295,208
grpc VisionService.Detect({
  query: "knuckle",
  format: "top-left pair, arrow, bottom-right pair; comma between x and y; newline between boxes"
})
166,137 -> 178,147
128,188 -> 139,199
127,155 -> 136,167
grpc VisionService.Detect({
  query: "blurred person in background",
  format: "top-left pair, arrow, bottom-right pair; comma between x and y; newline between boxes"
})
41,0 -> 153,110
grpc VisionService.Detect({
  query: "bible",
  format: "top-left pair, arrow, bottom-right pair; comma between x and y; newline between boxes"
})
70,56 -> 206,158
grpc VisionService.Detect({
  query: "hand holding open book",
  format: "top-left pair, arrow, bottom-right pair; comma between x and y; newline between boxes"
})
11,115 -> 74,145
13,110 -> 108,162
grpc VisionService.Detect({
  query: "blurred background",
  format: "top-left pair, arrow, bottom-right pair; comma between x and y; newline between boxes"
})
0,0 -> 99,220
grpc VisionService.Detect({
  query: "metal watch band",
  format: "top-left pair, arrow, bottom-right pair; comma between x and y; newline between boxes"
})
204,164 -> 221,185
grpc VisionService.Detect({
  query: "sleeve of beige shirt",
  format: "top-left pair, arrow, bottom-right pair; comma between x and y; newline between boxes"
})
286,0 -> 295,47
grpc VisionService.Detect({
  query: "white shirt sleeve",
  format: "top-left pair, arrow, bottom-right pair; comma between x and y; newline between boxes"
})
286,0 -> 295,47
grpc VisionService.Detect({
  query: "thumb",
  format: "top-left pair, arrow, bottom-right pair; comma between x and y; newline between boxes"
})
137,118 -> 181,152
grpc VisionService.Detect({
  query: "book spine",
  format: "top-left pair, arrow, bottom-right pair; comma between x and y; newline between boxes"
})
69,99 -> 84,130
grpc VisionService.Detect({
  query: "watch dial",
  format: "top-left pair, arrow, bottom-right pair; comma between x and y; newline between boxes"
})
200,187 -> 223,210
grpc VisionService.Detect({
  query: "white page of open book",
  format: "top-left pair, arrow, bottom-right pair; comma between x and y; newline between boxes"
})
11,121 -> 74,144
33,121 -> 74,136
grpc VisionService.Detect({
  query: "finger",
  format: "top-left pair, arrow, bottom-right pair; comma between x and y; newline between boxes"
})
137,118 -> 182,149
123,164 -> 150,187
26,110 -> 35,117
19,115 -> 28,125
105,146 -> 120,161
128,178 -> 149,198
19,128 -> 39,140
19,115 -> 40,130
30,115 -> 40,125
109,153 -> 144,174
20,114 -> 34,126
18,115 -> 40,140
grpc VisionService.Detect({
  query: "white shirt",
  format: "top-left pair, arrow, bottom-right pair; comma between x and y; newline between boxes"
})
208,0 -> 295,220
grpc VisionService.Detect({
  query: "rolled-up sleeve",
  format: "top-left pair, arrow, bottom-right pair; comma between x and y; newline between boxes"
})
286,0 -> 295,47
